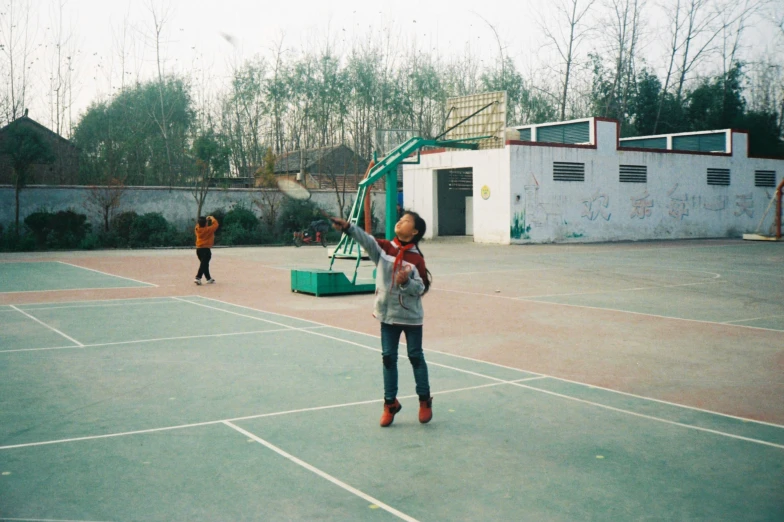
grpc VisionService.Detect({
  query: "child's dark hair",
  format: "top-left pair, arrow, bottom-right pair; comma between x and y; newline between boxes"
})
402,210 -> 433,294
197,216 -> 207,227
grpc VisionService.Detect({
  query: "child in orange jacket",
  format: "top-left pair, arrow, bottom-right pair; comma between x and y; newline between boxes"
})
194,215 -> 219,285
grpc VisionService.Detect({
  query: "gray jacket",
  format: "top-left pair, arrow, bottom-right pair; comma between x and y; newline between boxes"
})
346,225 -> 426,325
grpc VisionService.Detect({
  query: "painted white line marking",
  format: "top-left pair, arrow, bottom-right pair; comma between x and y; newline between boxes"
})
172,296 -> 295,329
316,326 -> 547,377
0,381 -> 508,450
17,300 -> 177,312
512,280 -> 725,300
5,295 -> 185,308
0,517 -> 113,522
507,380 -> 784,450
176,297 -> 531,383
0,326 -> 327,354
10,305 -> 84,347
0,286 -> 159,295
223,421 -> 419,522
439,267 -> 560,277
432,288 -> 784,333
56,261 -> 158,287
722,314 -> 784,324
194,296 -> 784,429
520,298 -> 784,334
546,375 -> 784,430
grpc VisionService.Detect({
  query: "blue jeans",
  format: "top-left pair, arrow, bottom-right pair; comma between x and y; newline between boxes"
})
380,323 -> 430,401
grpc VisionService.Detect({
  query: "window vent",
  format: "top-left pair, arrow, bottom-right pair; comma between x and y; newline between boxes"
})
755,170 -> 776,188
553,162 -> 585,182
707,168 -> 730,186
619,165 -> 647,183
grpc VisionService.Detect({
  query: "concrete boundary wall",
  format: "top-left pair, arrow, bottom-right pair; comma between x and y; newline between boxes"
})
0,186 -> 388,232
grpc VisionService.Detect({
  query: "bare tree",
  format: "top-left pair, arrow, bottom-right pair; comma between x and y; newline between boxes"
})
47,0 -> 76,138
600,0 -> 645,127
252,149 -> 284,229
0,0 -> 35,123
541,0 -> 598,120
673,0 -> 724,100
266,36 -> 289,154
145,0 -> 175,186
84,177 -> 127,233
473,12 -> 506,86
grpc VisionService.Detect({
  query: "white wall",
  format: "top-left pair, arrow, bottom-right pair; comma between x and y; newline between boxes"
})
403,148 -> 511,243
403,119 -> 783,244
510,120 -> 783,243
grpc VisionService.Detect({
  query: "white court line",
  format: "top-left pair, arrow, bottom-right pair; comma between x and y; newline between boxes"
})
0,286 -> 160,295
506,380 -> 784,450
56,260 -> 158,287
0,326 -> 327,354
438,267 -> 560,277
509,280 -> 725,300
722,314 -> 784,324
432,287 -> 784,333
9,305 -> 84,347
192,296 -> 784,430
3,295 -> 183,308
16,300 -> 178,312
175,297 -> 537,384
223,421 -> 419,522
321,327 -> 784,430
170,298 -> 784,446
0,518 -> 112,522
0,381 -> 512,450
172,296 -> 297,329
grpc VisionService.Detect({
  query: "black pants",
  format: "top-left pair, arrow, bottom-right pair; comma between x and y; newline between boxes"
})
196,248 -> 212,280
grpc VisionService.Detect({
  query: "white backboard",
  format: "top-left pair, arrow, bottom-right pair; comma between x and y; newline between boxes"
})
443,91 -> 507,149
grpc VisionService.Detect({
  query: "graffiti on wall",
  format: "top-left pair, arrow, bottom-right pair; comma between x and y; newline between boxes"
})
524,185 -> 565,228
667,184 -> 689,220
703,195 -> 728,212
630,190 -> 654,219
511,212 -> 531,239
734,194 -> 753,218
582,190 -> 611,221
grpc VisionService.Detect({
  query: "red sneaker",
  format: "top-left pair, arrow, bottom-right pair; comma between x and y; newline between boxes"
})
380,399 -> 402,427
418,396 -> 433,424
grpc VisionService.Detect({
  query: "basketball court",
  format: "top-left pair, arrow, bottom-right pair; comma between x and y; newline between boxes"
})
1,238 -> 782,521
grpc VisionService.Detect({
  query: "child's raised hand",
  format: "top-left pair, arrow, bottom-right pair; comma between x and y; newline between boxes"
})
331,217 -> 349,231
395,265 -> 412,286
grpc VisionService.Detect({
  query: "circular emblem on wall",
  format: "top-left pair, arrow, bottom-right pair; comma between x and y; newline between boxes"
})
481,185 -> 491,200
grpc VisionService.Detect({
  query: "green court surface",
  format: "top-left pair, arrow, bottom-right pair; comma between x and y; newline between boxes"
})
1,296 -> 782,521
0,261 -> 154,293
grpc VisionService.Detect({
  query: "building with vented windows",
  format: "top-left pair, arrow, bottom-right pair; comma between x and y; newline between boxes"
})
402,117 -> 783,244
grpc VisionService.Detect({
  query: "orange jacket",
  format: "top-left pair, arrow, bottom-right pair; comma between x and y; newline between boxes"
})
195,217 -> 219,248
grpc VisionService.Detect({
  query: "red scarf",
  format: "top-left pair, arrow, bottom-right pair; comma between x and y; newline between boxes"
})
391,238 -> 415,288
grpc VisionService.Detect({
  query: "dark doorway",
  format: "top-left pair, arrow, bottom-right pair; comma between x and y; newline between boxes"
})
437,168 -> 473,236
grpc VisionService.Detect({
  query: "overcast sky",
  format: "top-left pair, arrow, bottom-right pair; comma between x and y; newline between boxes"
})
23,0 -> 784,122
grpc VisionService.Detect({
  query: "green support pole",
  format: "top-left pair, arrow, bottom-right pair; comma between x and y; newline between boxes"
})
386,167 -> 397,239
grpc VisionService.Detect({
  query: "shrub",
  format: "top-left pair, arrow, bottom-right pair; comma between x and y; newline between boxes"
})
129,212 -> 172,247
219,222 -> 259,245
276,199 -> 325,237
79,234 -> 100,250
223,205 -> 259,231
24,209 -> 91,249
0,224 -> 35,251
112,211 -> 139,246
24,211 -> 53,246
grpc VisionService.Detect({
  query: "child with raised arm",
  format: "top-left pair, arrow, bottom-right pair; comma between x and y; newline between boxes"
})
332,211 -> 433,427
194,215 -> 219,285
